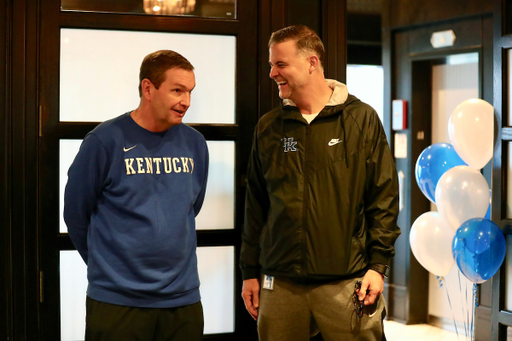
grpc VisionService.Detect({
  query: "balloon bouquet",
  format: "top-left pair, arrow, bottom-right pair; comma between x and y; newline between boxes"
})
410,99 -> 505,340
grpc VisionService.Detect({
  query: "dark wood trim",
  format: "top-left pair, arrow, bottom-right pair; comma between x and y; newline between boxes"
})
53,122 -> 241,141
233,2 -> 259,339
197,230 -> 238,246
389,12 -> 494,32
408,60 -> 432,323
60,11 -> 241,34
347,13 -> 382,66
492,0 -> 510,340
1,0 -> 11,339
347,44 -> 381,65
258,0 -> 284,116
10,0 -> 40,339
57,235 -> 75,251
322,0 -> 347,83
58,230 -> 239,250
386,1 -> 492,31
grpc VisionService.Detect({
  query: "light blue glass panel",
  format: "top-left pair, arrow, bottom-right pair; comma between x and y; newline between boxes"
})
509,50 -> 512,128
60,250 -> 87,341
60,140 -> 234,232
446,52 -> 478,65
347,64 -> 384,122
196,141 -> 234,230
60,29 -> 235,124
59,139 -> 83,233
197,246 -> 235,334
506,234 -> 512,311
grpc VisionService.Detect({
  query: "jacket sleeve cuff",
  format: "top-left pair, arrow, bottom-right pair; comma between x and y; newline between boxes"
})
367,263 -> 390,278
241,267 -> 260,280
369,251 -> 392,267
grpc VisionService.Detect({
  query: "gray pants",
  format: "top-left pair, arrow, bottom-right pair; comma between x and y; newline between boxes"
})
257,276 -> 386,341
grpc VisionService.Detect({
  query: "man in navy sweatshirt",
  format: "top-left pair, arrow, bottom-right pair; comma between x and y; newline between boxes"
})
64,50 -> 209,341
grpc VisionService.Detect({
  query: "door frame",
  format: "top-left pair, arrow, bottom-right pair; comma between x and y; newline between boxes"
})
491,0 -> 512,339
38,2 -> 259,340
383,14 -> 494,338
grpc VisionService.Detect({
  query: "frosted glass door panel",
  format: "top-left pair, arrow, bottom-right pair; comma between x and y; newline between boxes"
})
60,29 -> 235,124
509,49 -> 512,126
60,139 -> 83,233
196,141 -> 234,230
59,248 -> 235,338
197,246 -> 235,334
347,65 -> 383,122
60,140 -> 234,232
60,250 -> 87,341
505,235 -> 512,311
428,54 -> 479,323
429,56 -> 478,214
508,143 -> 512,219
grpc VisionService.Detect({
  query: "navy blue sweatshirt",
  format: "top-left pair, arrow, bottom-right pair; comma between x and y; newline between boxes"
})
64,112 -> 209,308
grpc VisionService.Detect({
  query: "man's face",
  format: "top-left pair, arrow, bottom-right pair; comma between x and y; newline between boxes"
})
269,40 -> 311,102
149,67 -> 195,129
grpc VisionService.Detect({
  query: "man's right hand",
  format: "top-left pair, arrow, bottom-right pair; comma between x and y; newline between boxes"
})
241,278 -> 260,320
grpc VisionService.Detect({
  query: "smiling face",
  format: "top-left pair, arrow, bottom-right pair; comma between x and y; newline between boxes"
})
148,67 -> 196,130
269,39 -> 312,102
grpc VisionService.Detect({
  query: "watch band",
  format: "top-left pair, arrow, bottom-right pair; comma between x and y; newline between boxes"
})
369,264 -> 390,278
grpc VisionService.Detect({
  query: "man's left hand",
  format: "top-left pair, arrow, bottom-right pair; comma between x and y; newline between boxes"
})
357,269 -> 384,306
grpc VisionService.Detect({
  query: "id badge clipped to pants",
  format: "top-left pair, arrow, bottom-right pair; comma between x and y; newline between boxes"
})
262,275 -> 274,291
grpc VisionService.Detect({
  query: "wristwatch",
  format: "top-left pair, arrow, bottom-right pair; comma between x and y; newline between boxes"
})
368,264 -> 390,278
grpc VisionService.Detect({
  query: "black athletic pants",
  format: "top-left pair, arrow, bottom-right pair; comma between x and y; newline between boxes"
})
85,297 -> 204,341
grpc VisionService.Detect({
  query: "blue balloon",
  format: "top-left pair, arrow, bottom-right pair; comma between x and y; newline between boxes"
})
452,218 -> 506,283
415,143 -> 467,203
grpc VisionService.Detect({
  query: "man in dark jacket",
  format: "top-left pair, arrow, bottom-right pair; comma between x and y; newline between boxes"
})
240,25 -> 400,340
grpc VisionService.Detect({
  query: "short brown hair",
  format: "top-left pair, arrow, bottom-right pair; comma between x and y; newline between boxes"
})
268,25 -> 325,67
138,50 -> 194,97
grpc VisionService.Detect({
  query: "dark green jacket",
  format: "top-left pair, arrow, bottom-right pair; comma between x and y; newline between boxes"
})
240,90 -> 401,282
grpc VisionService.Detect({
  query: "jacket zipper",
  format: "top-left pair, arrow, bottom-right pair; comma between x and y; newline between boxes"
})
301,124 -> 311,276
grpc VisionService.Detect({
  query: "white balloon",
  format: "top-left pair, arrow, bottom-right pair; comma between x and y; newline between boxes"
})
435,166 -> 490,231
410,212 -> 455,276
448,99 -> 494,170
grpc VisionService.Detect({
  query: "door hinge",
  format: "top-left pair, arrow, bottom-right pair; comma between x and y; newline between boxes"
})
39,271 -> 44,303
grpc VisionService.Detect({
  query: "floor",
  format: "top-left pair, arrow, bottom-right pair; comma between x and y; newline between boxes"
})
384,320 -> 464,341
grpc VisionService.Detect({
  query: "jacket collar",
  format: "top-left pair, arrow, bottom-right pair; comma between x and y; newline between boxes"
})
282,79 -> 349,108
279,79 -> 351,120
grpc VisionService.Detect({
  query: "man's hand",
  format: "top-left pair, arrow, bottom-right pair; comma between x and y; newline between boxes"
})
357,269 -> 384,306
242,278 -> 260,320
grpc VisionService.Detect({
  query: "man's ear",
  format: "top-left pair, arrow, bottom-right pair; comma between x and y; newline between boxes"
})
309,55 -> 320,73
141,78 -> 153,100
